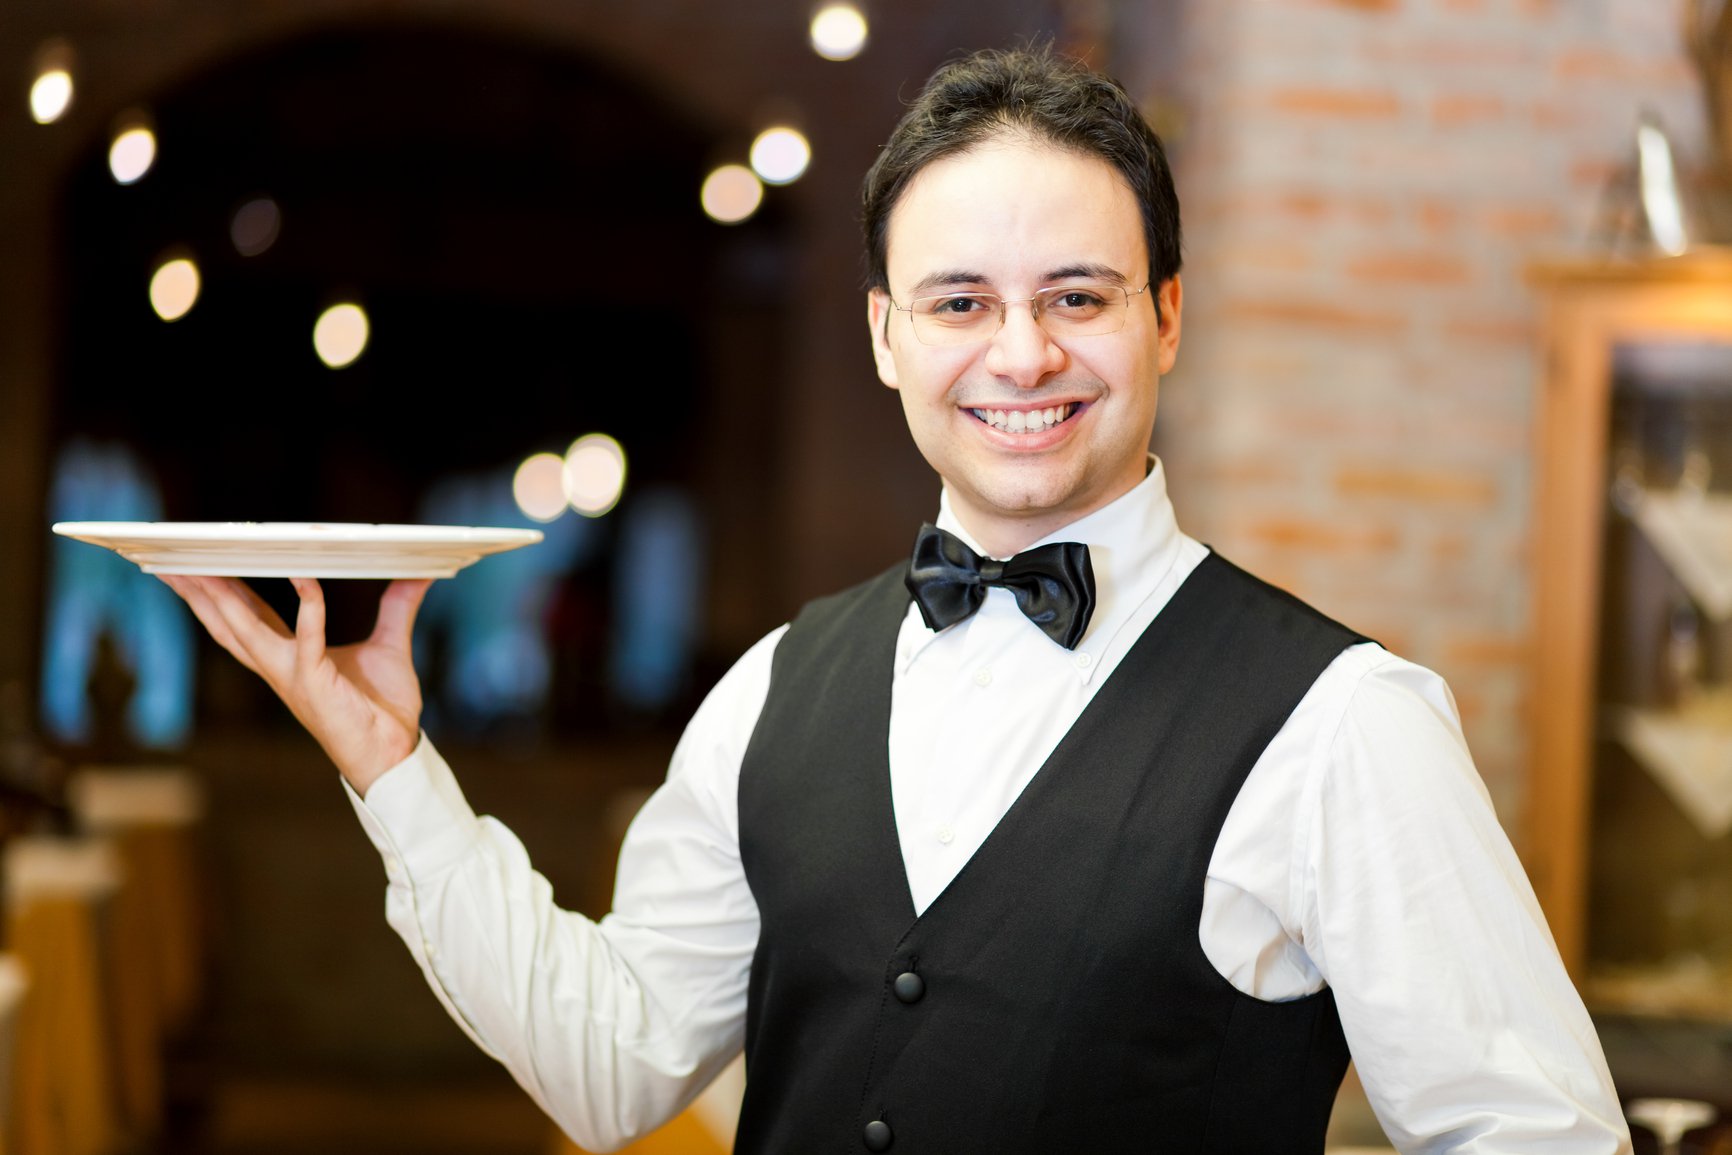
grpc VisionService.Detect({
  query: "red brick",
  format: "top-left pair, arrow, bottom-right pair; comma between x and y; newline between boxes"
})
1220,296 -> 1407,333
1555,49 -> 1693,85
1531,100 -> 1588,131
1362,39 -> 1531,69
1264,406 -> 1406,443
1428,415 -> 1528,453
1444,315 -> 1538,345
1570,158 -> 1624,189
1433,94 -> 1505,127
1269,87 -> 1402,117
1281,192 -> 1331,220
1445,634 -> 1530,667
1431,533 -> 1472,564
1452,685 -> 1487,729
1193,457 -> 1303,490
1484,204 -> 1562,237
1216,241 -> 1314,272
1334,465 -> 1501,506
1417,200 -> 1460,235
1243,516 -> 1402,553
1350,198 -> 1397,226
1346,252 -> 1472,284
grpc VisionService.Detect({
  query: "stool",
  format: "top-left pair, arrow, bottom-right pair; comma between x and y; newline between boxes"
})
5,836 -> 123,1155
0,954 -> 30,1155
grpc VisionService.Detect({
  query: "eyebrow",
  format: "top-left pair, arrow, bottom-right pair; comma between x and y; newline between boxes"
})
905,263 -> 1130,296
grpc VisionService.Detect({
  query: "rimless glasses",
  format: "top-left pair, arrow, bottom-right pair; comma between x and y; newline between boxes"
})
890,281 -> 1153,347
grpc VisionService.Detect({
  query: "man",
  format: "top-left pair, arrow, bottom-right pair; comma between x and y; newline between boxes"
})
164,47 -> 1631,1153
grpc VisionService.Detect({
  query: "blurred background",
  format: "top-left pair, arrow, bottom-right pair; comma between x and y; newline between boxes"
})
3,0 -> 1732,1152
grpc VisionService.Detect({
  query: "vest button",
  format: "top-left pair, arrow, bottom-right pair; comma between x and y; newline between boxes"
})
892,971 -> 925,1004
863,1119 -> 893,1150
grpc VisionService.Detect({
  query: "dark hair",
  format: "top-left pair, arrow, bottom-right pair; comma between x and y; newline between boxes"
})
861,46 -> 1182,293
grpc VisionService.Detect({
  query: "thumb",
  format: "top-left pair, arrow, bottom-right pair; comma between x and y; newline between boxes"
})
374,578 -> 434,650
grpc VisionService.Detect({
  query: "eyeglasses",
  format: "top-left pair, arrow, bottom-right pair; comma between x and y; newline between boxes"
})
890,282 -> 1152,347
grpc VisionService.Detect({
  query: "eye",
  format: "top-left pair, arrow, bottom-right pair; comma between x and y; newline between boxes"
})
918,293 -> 996,321
1045,288 -> 1110,316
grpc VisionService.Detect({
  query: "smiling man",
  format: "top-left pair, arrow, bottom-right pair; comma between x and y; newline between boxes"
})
163,46 -> 1631,1155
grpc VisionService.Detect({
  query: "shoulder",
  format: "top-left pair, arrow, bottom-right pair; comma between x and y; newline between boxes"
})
1309,644 -> 1469,764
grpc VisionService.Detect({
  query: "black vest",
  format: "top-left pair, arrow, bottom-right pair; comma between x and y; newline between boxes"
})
736,552 -> 1363,1153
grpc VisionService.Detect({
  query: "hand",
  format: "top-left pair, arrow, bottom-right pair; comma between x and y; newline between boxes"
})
160,574 -> 433,795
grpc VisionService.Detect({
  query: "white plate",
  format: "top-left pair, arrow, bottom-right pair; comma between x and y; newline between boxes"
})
52,521 -> 544,579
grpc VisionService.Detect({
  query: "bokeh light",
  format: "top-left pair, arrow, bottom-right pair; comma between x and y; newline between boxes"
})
563,433 -> 627,517
148,257 -> 200,322
701,164 -> 763,224
29,40 -> 74,125
312,303 -> 370,368
109,125 -> 157,184
750,127 -> 811,185
231,197 -> 281,257
512,452 -> 568,522
810,4 -> 868,61
30,69 -> 72,124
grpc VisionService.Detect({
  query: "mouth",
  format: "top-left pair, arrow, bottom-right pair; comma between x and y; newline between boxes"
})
967,402 -> 1082,435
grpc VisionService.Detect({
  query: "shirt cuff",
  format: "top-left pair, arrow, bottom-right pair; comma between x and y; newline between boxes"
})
343,733 -> 484,884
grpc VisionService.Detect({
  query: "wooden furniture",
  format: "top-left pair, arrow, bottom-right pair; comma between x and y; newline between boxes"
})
1527,249 -> 1732,983
4,836 -> 124,1155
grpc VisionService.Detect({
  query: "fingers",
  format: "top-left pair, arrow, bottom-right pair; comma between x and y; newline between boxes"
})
159,574 -> 259,674
373,578 -> 434,650
161,574 -> 298,684
290,577 -> 328,672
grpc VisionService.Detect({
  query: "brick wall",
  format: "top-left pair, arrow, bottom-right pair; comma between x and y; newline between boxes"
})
1123,0 -> 1708,822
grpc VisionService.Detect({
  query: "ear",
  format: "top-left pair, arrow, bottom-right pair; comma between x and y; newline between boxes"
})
867,289 -> 901,389
1154,275 -> 1183,376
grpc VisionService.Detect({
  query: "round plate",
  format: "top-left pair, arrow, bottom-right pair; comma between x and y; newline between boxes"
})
51,521 -> 544,579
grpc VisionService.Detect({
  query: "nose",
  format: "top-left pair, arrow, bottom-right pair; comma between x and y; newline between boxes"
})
982,298 -> 1066,388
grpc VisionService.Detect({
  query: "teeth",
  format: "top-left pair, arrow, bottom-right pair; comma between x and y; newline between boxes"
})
970,403 -> 1075,433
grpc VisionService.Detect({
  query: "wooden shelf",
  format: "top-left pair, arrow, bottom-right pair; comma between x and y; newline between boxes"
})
1526,256 -> 1732,978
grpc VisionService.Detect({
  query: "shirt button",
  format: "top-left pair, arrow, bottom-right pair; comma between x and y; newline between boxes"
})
383,854 -> 401,875
972,667 -> 992,686
423,939 -> 438,960
863,1119 -> 893,1151
1074,651 -> 1092,669
935,825 -> 955,845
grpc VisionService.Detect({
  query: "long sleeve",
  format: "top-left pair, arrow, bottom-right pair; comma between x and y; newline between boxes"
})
1291,648 -> 1630,1152
343,627 -> 782,1153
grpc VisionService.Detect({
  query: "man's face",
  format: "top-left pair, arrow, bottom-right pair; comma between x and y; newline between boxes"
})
868,133 -> 1182,555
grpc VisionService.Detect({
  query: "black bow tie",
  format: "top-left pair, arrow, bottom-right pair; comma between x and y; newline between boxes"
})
903,523 -> 1096,650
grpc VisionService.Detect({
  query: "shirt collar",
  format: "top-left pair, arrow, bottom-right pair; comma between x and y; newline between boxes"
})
902,455 -> 1184,671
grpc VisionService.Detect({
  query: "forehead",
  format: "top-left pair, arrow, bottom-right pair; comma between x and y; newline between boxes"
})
884,134 -> 1144,289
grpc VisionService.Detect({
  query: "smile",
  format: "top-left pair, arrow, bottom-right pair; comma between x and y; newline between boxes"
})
968,403 -> 1078,434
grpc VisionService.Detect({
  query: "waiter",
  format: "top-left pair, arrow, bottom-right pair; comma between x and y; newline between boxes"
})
164,46 -> 1631,1154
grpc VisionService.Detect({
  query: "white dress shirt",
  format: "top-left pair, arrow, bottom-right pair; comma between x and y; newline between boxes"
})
346,459 -> 1631,1154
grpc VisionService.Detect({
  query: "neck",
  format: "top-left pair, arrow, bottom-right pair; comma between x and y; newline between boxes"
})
944,460 -> 1156,557
958,516 -> 1079,559
947,495 -> 1122,559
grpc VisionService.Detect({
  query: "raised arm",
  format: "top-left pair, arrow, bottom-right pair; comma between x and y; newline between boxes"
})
162,571 -> 771,1149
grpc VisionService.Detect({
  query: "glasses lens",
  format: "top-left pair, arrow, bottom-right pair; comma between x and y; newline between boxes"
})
910,293 -> 1000,346
903,283 -> 1134,345
1037,285 -> 1128,335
